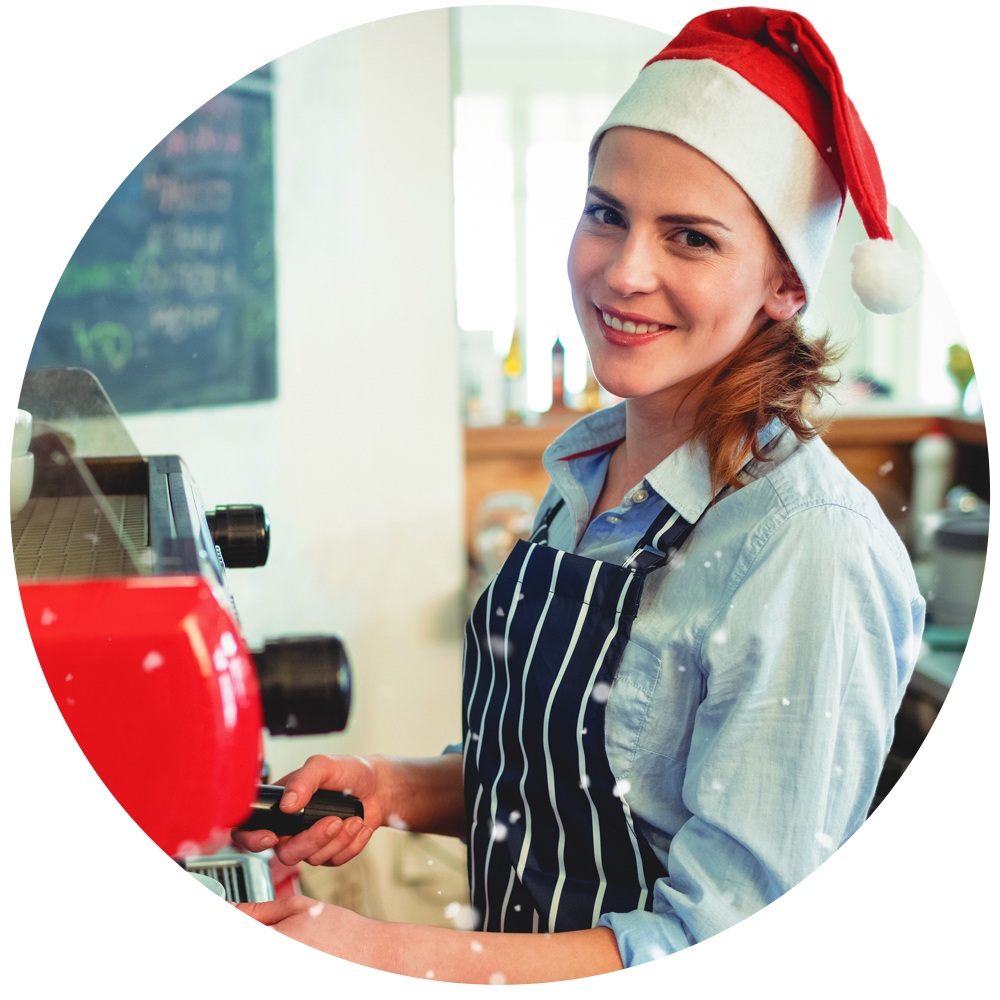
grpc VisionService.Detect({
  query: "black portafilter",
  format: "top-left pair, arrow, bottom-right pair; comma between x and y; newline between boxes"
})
206,504 -> 270,568
238,784 -> 363,837
251,635 -> 352,736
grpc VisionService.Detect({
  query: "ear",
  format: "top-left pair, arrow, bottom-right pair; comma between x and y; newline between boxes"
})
763,278 -> 807,321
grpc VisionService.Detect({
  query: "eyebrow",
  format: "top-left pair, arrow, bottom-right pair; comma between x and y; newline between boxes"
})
586,185 -> 732,232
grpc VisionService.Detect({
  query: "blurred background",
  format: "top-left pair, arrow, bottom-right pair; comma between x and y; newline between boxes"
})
20,6 -> 987,926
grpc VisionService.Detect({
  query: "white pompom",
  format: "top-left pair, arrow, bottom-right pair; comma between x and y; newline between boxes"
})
849,238 -> 922,314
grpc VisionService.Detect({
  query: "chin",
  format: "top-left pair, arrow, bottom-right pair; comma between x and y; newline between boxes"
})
588,329 -> 728,404
589,351 -> 677,401
591,368 -> 668,401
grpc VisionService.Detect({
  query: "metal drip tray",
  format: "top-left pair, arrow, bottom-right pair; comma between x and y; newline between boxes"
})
185,852 -> 274,902
12,494 -> 148,580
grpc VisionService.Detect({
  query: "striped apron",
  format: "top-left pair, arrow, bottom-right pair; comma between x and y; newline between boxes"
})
462,496 -> 697,933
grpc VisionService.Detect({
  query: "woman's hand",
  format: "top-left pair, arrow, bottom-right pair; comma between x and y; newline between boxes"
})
231,754 -> 392,867
231,752 -> 466,866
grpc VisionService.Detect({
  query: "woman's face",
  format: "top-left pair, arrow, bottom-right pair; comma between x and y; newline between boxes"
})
567,127 -> 805,404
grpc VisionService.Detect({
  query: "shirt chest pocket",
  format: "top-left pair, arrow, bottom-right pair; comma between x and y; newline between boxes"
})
605,637 -> 702,780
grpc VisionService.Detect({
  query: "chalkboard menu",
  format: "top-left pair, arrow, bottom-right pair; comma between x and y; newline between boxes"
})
28,67 -> 276,413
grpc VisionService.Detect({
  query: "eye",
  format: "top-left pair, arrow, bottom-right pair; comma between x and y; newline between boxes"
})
584,204 -> 625,228
676,229 -> 715,250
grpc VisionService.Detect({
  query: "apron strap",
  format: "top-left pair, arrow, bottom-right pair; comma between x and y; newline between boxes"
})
531,494 -> 694,571
532,457 -> 753,570
624,438 -> 768,572
528,498 -> 566,545
622,500 -> 696,571
624,461 -> 758,571
530,495 -> 699,570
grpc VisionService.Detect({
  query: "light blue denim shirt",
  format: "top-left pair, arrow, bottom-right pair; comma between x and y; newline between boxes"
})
518,402 -> 924,964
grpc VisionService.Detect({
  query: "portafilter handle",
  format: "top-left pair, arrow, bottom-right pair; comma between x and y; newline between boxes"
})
237,784 -> 364,837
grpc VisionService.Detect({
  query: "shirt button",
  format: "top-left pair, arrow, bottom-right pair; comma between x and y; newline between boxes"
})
606,515 -> 621,524
631,489 -> 649,503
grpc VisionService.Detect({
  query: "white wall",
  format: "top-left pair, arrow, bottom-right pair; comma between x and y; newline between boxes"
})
122,10 -> 465,783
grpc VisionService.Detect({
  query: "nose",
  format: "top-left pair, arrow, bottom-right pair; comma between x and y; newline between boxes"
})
604,228 -> 660,298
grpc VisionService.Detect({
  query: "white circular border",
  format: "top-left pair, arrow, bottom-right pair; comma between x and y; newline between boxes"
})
3,1 -> 995,994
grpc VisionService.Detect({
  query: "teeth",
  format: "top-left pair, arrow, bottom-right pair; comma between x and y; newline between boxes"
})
601,310 -> 665,334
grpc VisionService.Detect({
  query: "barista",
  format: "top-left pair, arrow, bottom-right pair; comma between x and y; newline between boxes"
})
232,7 -> 924,982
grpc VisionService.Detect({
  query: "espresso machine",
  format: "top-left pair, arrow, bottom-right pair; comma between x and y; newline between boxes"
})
13,368 -> 360,900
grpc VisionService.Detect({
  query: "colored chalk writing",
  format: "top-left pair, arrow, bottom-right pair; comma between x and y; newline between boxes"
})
29,67 -> 276,413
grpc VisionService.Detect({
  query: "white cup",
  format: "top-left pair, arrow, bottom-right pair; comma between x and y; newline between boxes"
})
13,409 -> 32,458
10,452 -> 34,521
188,872 -> 227,899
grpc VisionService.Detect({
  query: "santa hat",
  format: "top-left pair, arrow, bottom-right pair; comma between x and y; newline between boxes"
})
591,7 -> 921,314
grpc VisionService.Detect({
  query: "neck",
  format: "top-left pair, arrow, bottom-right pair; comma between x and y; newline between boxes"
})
614,383 -> 700,485
589,381 -> 703,524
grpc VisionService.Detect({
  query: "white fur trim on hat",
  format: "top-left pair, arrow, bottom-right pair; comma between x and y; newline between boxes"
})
592,58 -> 843,307
849,238 -> 922,314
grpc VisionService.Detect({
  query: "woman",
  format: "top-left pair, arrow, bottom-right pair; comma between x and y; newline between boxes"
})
233,8 -> 924,981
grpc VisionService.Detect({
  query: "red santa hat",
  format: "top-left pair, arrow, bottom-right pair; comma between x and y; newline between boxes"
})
591,7 -> 921,314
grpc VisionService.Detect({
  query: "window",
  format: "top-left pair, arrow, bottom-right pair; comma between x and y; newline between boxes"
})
451,6 -> 669,416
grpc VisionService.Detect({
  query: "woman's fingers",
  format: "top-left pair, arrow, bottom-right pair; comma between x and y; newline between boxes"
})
230,827 -> 279,853
324,824 -> 375,867
274,815 -> 365,867
270,815 -> 376,868
304,817 -> 371,867
274,756 -> 333,812
269,815 -> 347,866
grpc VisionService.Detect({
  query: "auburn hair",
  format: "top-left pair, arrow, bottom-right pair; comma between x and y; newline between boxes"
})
682,215 -> 843,493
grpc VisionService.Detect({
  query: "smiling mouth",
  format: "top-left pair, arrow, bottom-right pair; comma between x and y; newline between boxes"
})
595,305 -> 674,341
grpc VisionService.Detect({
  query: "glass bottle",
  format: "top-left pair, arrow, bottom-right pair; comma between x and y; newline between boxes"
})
503,326 -> 525,424
581,354 -> 602,412
551,336 -> 565,407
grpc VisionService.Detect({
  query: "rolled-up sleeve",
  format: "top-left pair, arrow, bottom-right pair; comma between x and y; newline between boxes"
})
599,504 -> 925,964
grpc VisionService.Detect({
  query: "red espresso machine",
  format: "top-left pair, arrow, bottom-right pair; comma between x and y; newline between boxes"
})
13,368 -> 359,895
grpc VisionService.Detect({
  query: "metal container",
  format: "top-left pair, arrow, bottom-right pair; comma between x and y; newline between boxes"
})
928,507 -> 989,627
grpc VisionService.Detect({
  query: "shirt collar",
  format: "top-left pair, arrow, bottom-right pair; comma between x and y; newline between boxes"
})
543,404 -> 789,527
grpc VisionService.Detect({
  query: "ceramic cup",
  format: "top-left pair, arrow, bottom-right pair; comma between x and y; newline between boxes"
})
10,452 -> 34,521
189,871 -> 227,899
13,408 -> 31,458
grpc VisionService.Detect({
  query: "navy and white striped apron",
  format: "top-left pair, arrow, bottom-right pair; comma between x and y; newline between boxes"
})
462,496 -> 697,933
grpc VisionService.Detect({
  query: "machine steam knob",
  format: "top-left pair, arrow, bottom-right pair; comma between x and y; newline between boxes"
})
252,635 -> 352,736
206,504 -> 270,568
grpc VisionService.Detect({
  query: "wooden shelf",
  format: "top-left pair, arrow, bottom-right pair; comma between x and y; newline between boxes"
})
468,412 -> 988,460
463,410 -> 989,556
465,422 -> 575,460
821,414 -> 988,448
941,416 -> 989,448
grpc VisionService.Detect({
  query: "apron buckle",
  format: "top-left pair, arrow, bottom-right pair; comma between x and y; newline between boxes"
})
624,544 -> 669,570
